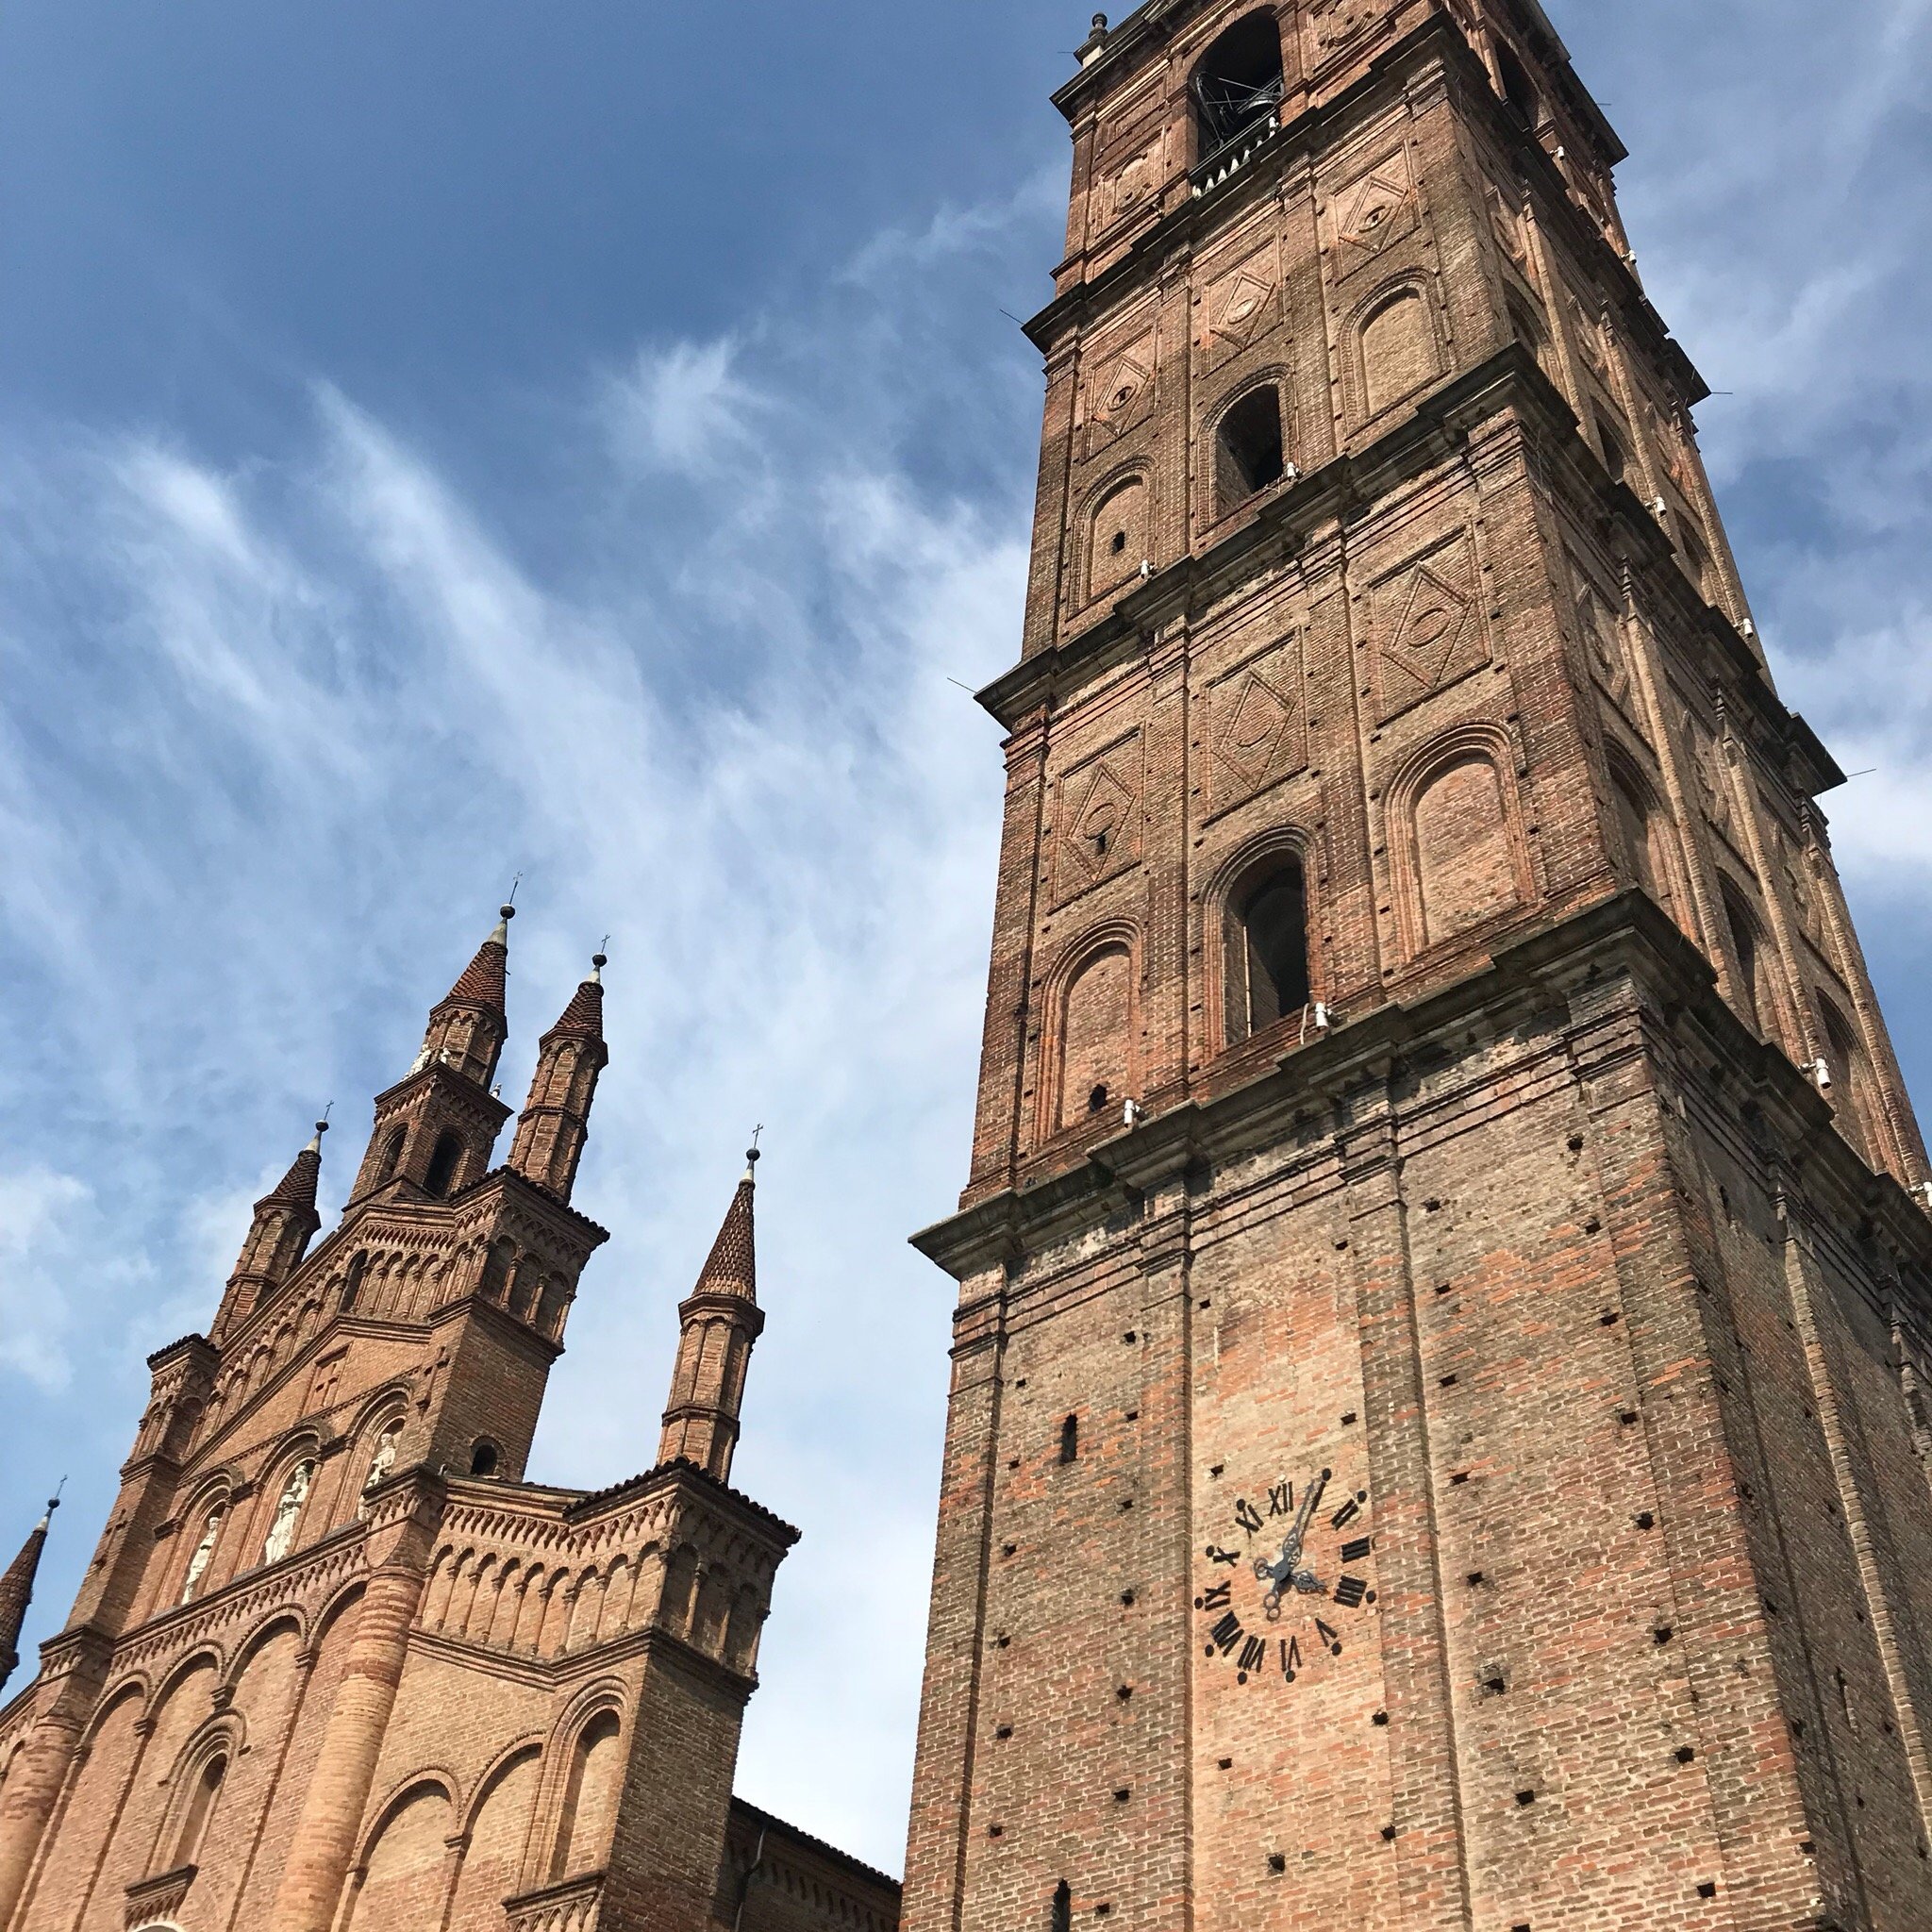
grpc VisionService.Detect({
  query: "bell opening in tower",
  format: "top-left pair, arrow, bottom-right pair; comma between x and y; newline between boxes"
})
1190,11 -> 1285,162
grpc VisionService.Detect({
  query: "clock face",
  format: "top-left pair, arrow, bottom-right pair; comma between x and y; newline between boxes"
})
1195,1466 -> 1376,1687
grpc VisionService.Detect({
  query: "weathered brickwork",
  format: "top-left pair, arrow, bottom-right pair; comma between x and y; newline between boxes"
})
907,6 -> 1932,1932
0,934 -> 898,1932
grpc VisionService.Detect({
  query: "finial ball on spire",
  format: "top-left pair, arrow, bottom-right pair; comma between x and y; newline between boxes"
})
500,904 -> 518,923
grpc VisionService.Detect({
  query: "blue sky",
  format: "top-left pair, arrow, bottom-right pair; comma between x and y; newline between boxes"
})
1,0 -> 1927,1878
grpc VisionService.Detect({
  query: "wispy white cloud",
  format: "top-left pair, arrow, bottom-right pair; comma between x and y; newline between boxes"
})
0,182 -> 1035,1869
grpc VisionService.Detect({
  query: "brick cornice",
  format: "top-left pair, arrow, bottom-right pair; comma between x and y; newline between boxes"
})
914,892 -> 1932,1296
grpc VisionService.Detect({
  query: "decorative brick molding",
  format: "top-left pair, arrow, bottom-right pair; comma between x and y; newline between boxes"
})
124,1863 -> 195,1927
504,1869 -> 604,1932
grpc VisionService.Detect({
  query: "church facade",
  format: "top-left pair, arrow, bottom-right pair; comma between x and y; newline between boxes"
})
900,4 -> 1932,1932
0,918 -> 900,1932
6,5 -> 1932,1932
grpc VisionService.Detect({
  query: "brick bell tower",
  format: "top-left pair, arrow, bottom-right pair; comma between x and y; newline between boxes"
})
0,915 -> 806,1932
905,6 -> 1932,1932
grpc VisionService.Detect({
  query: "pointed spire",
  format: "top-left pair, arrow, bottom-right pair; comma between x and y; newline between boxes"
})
403,903 -> 515,1093
658,1145 -> 768,1484
693,1144 -> 758,1301
0,1492 -> 58,1697
261,1120 -> 327,1210
441,904 -> 515,1011
213,1121 -> 327,1343
508,953 -> 611,1204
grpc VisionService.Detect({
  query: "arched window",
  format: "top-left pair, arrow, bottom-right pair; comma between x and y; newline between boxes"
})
1059,1415 -> 1080,1465
375,1124 -> 407,1187
424,1130 -> 465,1199
1191,12 -> 1284,160
1056,941 -> 1135,1132
551,1711 -> 623,1881
1224,860 -> 1311,1047
470,1440 -> 501,1479
174,1752 -> 226,1871
1496,42 -> 1540,129
1721,884 -> 1778,1046
1359,288 -> 1436,417
1608,760 -> 1681,928
1595,413 -> 1628,486
1215,386 -> 1286,513
1508,295 -> 1552,380
1819,995 -> 1885,1170
1089,475 -> 1149,602
340,1250 -> 368,1313
1410,751 -> 1524,947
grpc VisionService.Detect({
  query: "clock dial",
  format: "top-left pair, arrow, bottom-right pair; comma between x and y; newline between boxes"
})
1195,1467 -> 1376,1685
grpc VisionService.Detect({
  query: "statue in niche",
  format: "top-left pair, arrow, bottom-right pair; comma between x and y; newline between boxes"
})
358,1424 -> 403,1518
180,1505 -> 225,1604
262,1462 -> 313,1566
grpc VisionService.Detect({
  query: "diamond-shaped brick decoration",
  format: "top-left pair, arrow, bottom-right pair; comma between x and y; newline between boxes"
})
1084,337 -> 1156,457
1052,736 -> 1144,906
1207,637 -> 1307,816
1372,535 -> 1491,722
1335,157 -> 1417,277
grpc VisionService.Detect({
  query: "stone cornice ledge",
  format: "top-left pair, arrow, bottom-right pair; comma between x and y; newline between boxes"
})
911,893 -> 1932,1287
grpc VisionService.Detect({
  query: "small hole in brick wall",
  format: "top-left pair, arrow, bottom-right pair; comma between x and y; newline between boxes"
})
1373,1710 -> 1390,1726
1210,1463 -> 1224,1478
1016,1378 -> 1028,1389
1381,1824 -> 1397,1841
1675,1747 -> 1695,1764
1424,1198 -> 1443,1213
1003,1543 -> 1018,1557
1121,1590 -> 1136,1607
1451,1473 -> 1471,1487
997,1634 -> 1011,1649
1218,1757 -> 1233,1770
1120,1498 -> 1135,1511
1341,1411 -> 1357,1425
1089,1084 -> 1111,1114
1113,1788 -> 1130,1804
989,1824 -> 1004,1838
996,1724 -> 1013,1740
1483,1674 -> 1507,1697
1117,1684 -> 1133,1700
1125,1408 -> 1139,1422
1696,1883 -> 1716,1900
1584,1217 -> 1602,1234
1441,1374 -> 1459,1388
1436,1283 -> 1453,1295
1124,1330 -> 1138,1344
1515,1790 -> 1537,1807
1568,1134 -> 1585,1152
1111,529 -> 1128,555
1199,1298 -> 1211,1309
1095,1906 -> 1111,1918
1600,1311 -> 1620,1326
1512,1924 -> 1531,1932
1654,1625 -> 1674,1645
1468,1572 -> 1485,1586
1008,1458 -> 1021,1470
1620,1411 -> 1639,1426
1635,1513 -> 1656,1530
